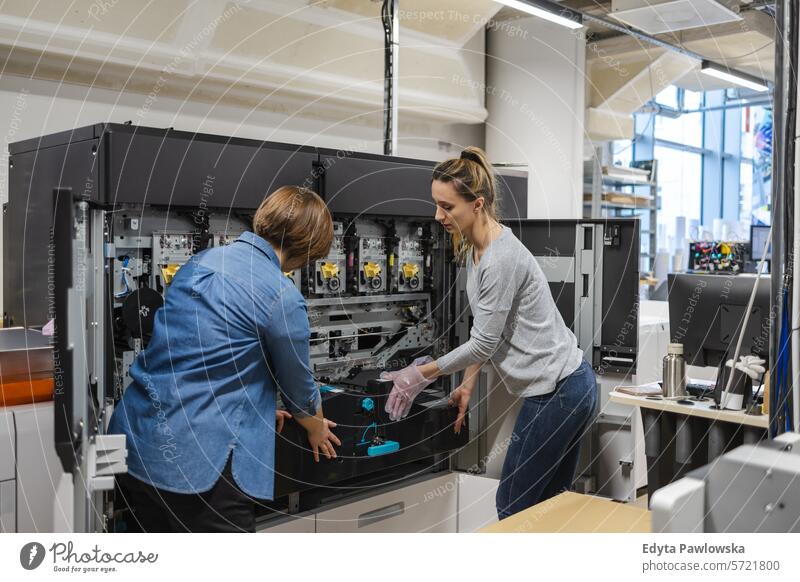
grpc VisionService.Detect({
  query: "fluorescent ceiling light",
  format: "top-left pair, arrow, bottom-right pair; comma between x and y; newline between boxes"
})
494,0 -> 584,30
700,61 -> 769,93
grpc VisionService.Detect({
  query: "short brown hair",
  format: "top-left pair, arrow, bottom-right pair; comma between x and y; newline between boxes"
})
253,186 -> 333,270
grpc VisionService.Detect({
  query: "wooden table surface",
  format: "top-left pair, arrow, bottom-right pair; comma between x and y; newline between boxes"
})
480,492 -> 650,533
609,391 -> 768,429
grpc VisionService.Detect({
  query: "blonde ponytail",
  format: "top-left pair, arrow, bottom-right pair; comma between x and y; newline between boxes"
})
432,146 -> 500,262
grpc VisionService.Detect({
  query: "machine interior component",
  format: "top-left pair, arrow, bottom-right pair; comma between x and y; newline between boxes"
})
4,123 -> 638,531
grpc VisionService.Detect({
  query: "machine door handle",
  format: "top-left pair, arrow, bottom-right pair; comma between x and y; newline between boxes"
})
358,502 -> 405,528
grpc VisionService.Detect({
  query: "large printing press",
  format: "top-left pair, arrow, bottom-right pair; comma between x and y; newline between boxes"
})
2,123 -> 638,531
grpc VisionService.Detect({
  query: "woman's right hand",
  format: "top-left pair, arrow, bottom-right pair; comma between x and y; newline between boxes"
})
448,384 -> 473,435
294,409 -> 342,462
306,418 -> 341,462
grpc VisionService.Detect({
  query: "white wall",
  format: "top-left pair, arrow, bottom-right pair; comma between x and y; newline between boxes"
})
1,15 -> 591,310
0,50 -> 485,313
485,16 -> 586,219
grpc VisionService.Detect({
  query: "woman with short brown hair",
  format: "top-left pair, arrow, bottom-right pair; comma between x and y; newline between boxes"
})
109,185 -> 339,532
253,185 -> 335,271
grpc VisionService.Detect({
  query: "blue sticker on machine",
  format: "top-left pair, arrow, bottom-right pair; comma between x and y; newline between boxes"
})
367,440 -> 400,456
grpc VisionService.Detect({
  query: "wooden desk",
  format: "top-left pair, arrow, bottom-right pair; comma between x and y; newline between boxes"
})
609,392 -> 768,429
480,492 -> 650,533
610,390 -> 768,503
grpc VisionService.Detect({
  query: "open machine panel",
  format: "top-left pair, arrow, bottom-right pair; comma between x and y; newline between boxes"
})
5,123 -> 637,530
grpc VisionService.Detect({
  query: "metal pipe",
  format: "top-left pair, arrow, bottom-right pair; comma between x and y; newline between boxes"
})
781,0 -> 798,433
741,0 -> 778,12
680,99 -> 773,114
794,101 -> 800,432
771,0 -> 790,434
539,0 -> 773,86
576,5 -> 711,62
791,0 -> 800,432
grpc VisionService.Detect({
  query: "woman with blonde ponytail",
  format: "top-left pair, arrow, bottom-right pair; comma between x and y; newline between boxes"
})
381,147 -> 597,519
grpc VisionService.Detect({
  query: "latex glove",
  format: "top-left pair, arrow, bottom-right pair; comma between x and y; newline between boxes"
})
734,355 -> 766,380
725,355 -> 766,380
381,356 -> 435,421
740,355 -> 765,369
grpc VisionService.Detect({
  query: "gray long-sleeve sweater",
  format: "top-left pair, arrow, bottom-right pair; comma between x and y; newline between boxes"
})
436,225 -> 584,397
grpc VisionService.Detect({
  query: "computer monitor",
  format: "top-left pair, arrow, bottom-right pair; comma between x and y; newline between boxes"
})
751,224 -> 771,261
667,273 -> 771,367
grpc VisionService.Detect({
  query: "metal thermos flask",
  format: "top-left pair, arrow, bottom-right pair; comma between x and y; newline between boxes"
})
663,343 -> 687,398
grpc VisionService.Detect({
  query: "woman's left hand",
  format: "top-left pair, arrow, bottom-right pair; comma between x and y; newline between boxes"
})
448,385 -> 473,435
276,410 -> 292,433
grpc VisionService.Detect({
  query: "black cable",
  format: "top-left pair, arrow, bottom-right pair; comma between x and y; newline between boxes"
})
381,0 -> 393,154
774,0 -> 798,433
787,0 -> 798,431
712,40 -> 775,62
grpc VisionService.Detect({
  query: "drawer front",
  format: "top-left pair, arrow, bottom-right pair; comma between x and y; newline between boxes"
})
595,421 -> 636,502
0,410 -> 14,481
457,474 -> 499,532
257,516 -> 315,533
0,480 -> 15,532
14,403 -> 64,532
316,474 -> 457,533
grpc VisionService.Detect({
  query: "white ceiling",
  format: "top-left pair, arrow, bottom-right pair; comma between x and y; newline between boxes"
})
581,1 -> 774,138
0,0 -> 501,125
0,0 -> 777,141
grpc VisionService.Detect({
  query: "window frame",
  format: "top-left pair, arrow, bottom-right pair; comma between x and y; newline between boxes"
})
628,88 -> 772,232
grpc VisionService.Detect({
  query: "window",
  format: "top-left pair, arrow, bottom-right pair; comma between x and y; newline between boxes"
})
612,139 -> 633,168
654,145 -> 702,243
740,105 -> 772,225
655,86 -> 679,109
654,111 -> 703,148
632,86 -> 772,253
683,89 -> 703,110
646,89 -> 705,248
740,160 -> 753,226
654,88 -> 704,147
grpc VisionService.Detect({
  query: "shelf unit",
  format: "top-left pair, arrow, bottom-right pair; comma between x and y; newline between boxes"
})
584,147 -> 658,296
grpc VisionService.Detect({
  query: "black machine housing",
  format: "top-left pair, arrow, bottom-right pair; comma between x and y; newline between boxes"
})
5,123 -> 638,520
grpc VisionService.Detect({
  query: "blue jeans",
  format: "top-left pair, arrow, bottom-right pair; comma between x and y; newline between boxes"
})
496,359 -> 597,519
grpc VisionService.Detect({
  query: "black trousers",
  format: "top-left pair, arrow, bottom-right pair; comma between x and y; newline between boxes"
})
117,454 -> 256,532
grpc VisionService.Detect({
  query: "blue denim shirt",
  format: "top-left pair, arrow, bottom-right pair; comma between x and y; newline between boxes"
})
108,231 -> 321,500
